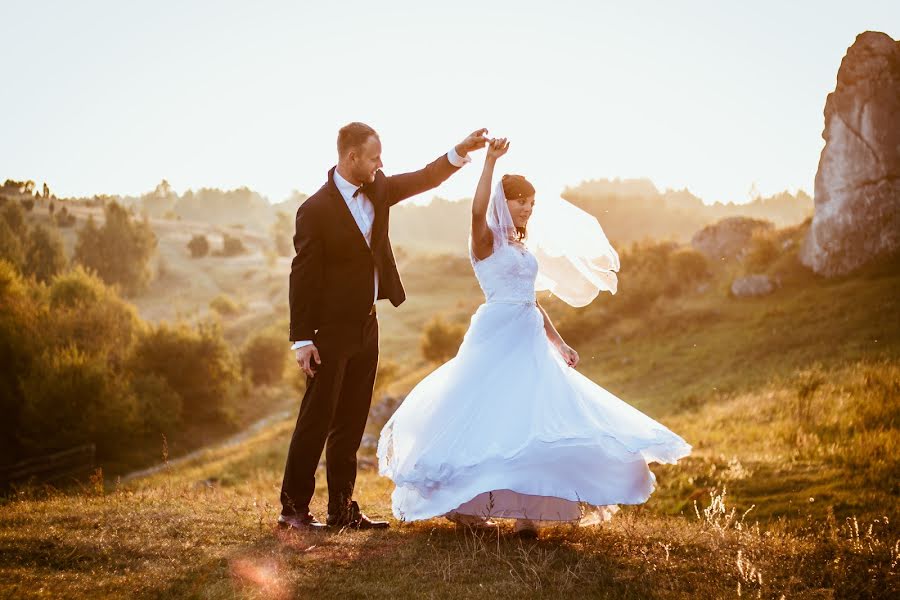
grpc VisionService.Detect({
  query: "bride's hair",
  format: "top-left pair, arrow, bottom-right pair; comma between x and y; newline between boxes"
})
501,174 -> 535,241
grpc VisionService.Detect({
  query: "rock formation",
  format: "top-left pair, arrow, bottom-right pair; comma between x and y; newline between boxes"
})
801,31 -> 900,276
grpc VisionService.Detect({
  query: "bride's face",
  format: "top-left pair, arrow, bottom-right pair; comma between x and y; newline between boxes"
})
506,195 -> 535,228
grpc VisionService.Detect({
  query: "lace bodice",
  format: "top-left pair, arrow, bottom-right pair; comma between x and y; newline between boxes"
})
471,243 -> 538,304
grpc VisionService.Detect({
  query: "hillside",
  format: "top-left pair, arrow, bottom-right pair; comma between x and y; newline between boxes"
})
1,218 -> 897,598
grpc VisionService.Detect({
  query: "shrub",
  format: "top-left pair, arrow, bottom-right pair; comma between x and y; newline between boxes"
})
187,234 -> 210,258
18,346 -> 139,459
129,321 -> 240,424
24,225 -> 66,283
55,206 -> 76,227
21,199 -> 34,212
131,373 -> 183,435
209,294 -> 241,316
219,233 -> 245,257
47,266 -> 142,365
74,203 -> 157,295
744,229 -> 780,273
0,218 -> 25,270
421,315 -> 466,363
240,328 -> 289,385
2,202 -> 26,237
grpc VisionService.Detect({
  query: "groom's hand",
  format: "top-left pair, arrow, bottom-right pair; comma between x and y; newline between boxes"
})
295,344 -> 321,378
455,128 -> 489,157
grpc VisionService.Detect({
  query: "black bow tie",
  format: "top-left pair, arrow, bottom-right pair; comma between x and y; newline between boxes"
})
352,187 -> 362,198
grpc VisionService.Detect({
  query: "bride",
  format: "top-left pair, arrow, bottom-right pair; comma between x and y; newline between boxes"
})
376,138 -> 691,537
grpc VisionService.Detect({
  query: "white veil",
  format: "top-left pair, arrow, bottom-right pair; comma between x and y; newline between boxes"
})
484,180 -> 620,307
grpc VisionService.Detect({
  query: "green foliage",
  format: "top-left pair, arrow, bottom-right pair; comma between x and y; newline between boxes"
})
18,346 -> 139,458
74,203 -> 157,295
0,218 -> 25,270
2,201 -> 26,236
187,233 -> 210,258
240,328 -> 288,385
129,321 -> 240,424
24,224 -> 66,283
421,315 -> 466,363
47,266 -> 141,365
131,373 -> 183,435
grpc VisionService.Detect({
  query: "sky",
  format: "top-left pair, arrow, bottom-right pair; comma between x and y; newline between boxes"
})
1,1 -> 898,206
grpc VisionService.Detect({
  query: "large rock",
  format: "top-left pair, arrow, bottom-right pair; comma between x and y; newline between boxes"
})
801,31 -> 900,276
691,217 -> 773,261
731,274 -> 775,297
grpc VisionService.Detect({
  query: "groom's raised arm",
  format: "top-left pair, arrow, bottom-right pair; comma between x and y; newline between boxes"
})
384,129 -> 488,206
288,202 -> 323,342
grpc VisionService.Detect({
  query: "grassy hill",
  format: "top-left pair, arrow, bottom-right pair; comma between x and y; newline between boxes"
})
2,210 -> 897,598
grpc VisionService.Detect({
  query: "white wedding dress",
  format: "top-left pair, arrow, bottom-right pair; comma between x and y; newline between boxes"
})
376,241 -> 692,523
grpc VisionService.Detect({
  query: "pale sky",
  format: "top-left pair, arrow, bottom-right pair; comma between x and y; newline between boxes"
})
2,1 -> 898,205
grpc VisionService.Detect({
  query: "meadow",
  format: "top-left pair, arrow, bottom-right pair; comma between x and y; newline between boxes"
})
1,210 -> 897,598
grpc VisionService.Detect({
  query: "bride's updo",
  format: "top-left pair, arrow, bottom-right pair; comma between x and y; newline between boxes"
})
501,174 -> 535,241
501,174 -> 535,200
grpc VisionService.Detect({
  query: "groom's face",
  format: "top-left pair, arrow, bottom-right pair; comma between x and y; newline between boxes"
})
350,135 -> 383,184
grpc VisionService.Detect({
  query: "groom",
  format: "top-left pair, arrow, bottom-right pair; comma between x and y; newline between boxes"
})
280,122 -> 488,530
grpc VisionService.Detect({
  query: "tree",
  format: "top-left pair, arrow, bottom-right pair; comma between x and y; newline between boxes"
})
2,202 -> 26,239
240,328 -> 288,385
74,202 -> 157,295
187,234 -> 210,258
0,219 -> 25,270
271,211 -> 294,257
24,225 -> 67,283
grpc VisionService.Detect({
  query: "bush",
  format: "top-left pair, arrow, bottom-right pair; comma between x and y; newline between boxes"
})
24,225 -> 66,283
744,229 -> 780,273
2,202 -> 26,237
18,346 -> 139,459
209,294 -> 241,316
131,373 -> 183,435
421,315 -> 466,363
240,328 -> 289,385
187,234 -> 210,258
55,206 -> 76,227
219,233 -> 245,257
0,218 -> 25,270
74,203 -> 157,295
20,199 -> 34,212
129,321 -> 240,424
46,266 -> 142,366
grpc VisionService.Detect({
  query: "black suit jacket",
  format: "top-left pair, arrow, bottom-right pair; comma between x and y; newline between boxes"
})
289,153 -> 461,345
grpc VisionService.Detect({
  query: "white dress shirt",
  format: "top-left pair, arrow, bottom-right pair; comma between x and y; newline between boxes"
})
292,147 -> 470,351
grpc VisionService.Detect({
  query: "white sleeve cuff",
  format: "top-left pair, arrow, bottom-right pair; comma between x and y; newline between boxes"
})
291,340 -> 313,350
447,147 -> 471,168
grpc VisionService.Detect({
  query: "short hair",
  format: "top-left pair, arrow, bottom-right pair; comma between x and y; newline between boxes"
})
337,122 -> 379,157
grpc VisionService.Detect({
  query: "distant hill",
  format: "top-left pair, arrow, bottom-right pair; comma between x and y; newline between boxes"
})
561,178 -> 813,246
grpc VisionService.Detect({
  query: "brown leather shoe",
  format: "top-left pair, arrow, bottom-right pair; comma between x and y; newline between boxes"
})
327,500 -> 390,530
277,512 -> 327,531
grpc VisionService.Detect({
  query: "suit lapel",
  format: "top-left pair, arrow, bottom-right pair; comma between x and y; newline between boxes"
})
326,167 -> 371,252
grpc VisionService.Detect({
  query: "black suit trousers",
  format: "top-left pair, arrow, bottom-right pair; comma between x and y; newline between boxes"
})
280,314 -> 379,517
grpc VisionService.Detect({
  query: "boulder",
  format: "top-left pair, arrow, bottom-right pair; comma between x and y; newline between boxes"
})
731,274 -> 775,297
691,217 -> 774,261
800,31 -> 900,276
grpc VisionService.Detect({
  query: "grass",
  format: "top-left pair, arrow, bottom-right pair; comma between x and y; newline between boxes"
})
3,216 -> 898,598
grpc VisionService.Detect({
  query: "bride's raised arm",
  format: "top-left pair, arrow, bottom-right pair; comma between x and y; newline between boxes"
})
470,138 -> 509,261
